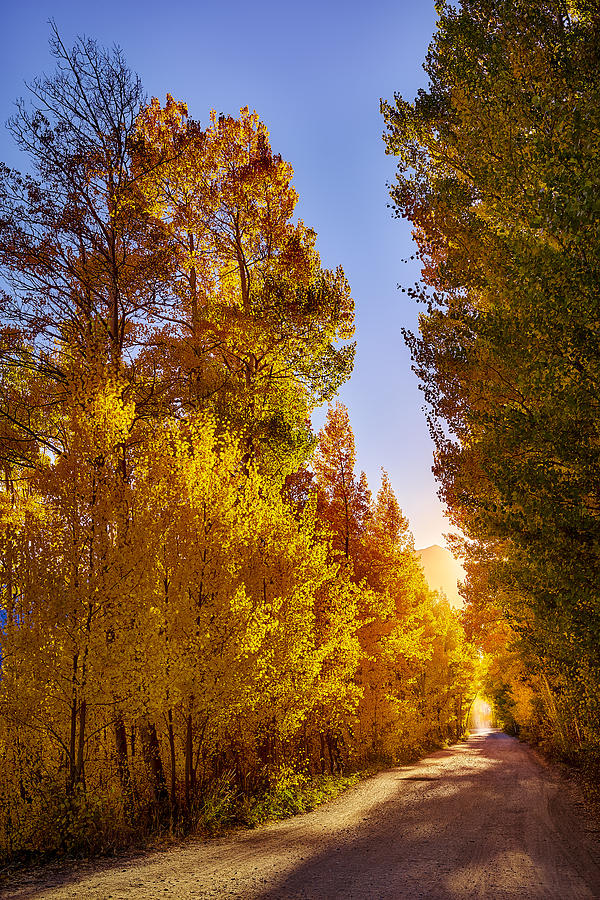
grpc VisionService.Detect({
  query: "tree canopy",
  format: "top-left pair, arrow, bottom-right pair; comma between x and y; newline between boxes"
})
0,31 -> 476,860
383,0 -> 600,762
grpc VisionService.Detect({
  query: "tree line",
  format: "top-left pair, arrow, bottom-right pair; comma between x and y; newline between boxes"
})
0,30 -> 476,860
383,0 -> 600,771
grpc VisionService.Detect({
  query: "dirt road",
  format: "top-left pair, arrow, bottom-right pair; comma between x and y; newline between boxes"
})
5,730 -> 600,899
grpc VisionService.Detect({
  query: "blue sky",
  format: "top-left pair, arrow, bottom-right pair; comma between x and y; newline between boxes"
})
0,0 -> 450,548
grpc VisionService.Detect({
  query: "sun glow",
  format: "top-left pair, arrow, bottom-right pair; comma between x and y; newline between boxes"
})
470,696 -> 493,732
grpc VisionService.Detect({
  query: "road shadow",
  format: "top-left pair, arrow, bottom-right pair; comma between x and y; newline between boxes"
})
251,731 -> 600,900
5,732 -> 600,899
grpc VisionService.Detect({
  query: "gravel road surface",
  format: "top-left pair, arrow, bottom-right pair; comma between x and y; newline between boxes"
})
5,729 -> 600,899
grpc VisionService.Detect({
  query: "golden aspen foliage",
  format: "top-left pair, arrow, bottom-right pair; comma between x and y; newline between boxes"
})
313,404 -> 477,764
131,100 -> 355,479
0,31 -> 477,862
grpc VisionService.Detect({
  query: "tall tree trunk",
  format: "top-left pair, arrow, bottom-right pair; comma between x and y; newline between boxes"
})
67,653 -> 79,793
140,718 -> 168,806
188,232 -> 198,330
68,696 -> 77,793
167,708 -> 177,808
326,731 -> 335,775
4,484 -> 14,626
75,699 -> 87,788
185,712 -> 194,810
115,714 -> 135,818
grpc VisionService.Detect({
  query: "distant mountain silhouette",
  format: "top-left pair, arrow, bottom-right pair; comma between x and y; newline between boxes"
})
417,544 -> 465,608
